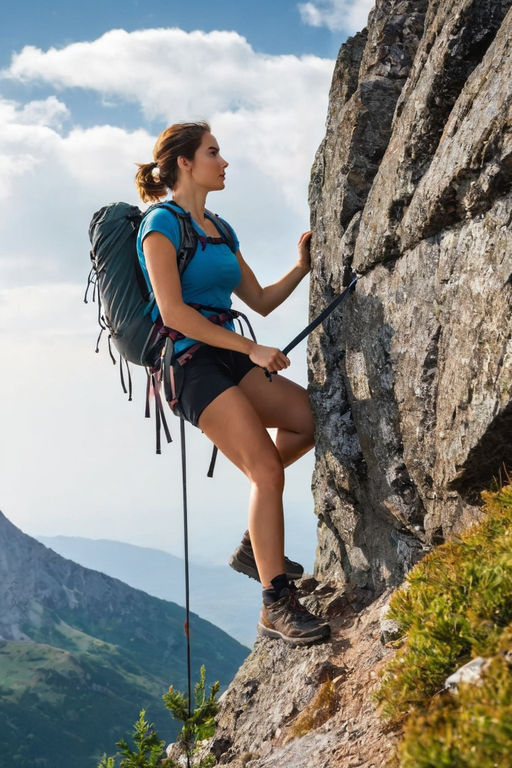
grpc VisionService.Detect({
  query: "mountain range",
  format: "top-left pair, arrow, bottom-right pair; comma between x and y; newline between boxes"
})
0,511 -> 248,768
37,535 -> 262,647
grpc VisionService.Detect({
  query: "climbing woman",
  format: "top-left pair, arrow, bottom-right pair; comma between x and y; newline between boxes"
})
135,121 -> 330,645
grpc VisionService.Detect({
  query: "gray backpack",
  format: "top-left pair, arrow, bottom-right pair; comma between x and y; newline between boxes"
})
86,200 -> 237,452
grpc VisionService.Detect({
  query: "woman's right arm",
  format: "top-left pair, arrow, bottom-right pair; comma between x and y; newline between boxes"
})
143,231 -> 290,372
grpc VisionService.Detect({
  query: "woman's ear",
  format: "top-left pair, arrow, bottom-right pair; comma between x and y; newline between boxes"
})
177,155 -> 191,171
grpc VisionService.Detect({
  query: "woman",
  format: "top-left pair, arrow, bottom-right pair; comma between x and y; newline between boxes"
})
135,121 -> 330,645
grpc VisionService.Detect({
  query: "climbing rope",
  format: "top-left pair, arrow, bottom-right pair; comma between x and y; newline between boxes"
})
282,273 -> 358,356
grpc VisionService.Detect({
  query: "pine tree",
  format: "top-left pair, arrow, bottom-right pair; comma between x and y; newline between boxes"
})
98,666 -> 219,768
98,709 -> 166,767
163,665 -> 219,768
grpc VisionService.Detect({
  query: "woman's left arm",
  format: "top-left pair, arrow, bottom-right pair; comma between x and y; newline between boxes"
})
234,231 -> 311,316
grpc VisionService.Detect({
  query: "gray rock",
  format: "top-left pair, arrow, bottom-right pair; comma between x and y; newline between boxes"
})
445,656 -> 487,691
379,602 -> 402,644
309,0 -> 512,591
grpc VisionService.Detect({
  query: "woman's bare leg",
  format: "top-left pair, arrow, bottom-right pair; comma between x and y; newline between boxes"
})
198,385 -> 286,588
239,368 -> 315,466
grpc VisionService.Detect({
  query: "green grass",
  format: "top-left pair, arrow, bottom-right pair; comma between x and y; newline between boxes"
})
0,640 -> 179,765
376,484 -> 512,767
400,653 -> 512,767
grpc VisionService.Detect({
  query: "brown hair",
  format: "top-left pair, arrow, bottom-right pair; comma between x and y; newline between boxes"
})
135,121 -> 211,202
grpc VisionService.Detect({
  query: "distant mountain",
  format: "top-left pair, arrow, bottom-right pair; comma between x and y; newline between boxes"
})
0,511 -> 248,768
37,535 -> 262,646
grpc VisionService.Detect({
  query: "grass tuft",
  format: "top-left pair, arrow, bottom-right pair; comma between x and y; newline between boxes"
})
400,653 -> 512,768
376,485 -> 512,765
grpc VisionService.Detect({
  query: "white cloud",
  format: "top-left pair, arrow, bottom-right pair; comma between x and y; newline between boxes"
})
2,29 -> 333,212
4,29 -> 329,119
299,0 -> 374,33
0,96 -> 71,199
17,95 -> 70,127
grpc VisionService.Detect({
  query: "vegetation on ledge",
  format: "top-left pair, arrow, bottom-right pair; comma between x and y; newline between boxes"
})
377,484 -> 512,767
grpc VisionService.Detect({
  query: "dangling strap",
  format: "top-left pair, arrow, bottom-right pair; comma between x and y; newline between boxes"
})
163,337 -> 175,406
84,265 -> 96,303
154,368 -> 172,448
144,365 -> 173,454
119,355 -> 133,399
154,373 -> 162,455
145,371 -> 151,418
230,309 -> 257,342
207,445 -> 218,478
95,327 -> 103,354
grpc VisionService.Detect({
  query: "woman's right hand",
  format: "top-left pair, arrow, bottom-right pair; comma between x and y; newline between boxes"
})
249,344 -> 290,372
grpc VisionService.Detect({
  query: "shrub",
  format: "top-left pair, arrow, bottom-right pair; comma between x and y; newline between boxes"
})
377,485 -> 512,721
377,485 -> 512,766
99,665 -> 219,768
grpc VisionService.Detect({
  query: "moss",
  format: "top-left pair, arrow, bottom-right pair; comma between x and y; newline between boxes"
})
288,680 -> 338,739
376,485 -> 512,765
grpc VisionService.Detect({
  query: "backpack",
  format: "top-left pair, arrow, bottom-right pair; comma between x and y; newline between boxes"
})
85,200 -> 237,454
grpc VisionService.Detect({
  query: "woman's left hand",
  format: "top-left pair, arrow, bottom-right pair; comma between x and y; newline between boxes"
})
297,231 -> 312,275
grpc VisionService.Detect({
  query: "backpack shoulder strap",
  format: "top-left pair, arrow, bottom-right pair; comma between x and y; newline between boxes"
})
143,201 -> 199,276
205,210 -> 237,254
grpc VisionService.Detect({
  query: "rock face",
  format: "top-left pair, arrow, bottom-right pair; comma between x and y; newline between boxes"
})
209,582 -> 398,768
309,0 -> 512,592
208,3 -> 512,766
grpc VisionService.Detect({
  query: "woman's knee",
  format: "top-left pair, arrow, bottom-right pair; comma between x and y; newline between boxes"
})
248,453 -> 284,492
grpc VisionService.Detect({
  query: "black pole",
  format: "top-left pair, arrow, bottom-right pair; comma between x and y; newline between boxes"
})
282,274 -> 358,356
179,417 -> 192,768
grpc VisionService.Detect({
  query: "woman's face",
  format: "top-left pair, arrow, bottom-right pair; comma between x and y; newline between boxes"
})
187,132 -> 229,191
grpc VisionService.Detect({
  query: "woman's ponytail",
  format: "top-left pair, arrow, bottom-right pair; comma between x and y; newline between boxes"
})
135,121 -> 210,203
135,161 -> 168,203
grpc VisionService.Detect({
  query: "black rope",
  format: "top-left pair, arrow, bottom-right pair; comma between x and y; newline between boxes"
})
180,417 -> 192,749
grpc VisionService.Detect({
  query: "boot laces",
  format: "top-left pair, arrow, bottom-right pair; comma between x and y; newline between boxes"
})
287,591 -> 311,616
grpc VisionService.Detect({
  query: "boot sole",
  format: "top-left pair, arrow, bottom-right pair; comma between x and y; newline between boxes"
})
229,555 -> 305,583
228,554 -> 260,581
257,622 -> 331,646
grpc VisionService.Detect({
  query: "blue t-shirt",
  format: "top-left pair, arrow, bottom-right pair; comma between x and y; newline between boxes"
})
137,205 -> 241,355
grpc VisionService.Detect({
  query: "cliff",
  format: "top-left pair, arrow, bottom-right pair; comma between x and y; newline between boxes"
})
207,1 -> 512,766
309,0 -> 512,592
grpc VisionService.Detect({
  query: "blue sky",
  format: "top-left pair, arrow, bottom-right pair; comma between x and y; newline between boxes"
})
1,0 -> 340,59
0,0 -> 372,570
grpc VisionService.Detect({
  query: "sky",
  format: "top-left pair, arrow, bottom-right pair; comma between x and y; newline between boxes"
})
0,0 -> 373,572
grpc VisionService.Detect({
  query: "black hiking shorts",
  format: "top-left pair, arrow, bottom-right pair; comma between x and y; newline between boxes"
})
173,345 -> 257,427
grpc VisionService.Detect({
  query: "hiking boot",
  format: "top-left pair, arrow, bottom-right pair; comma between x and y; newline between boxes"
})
228,530 -> 304,582
258,588 -> 331,645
